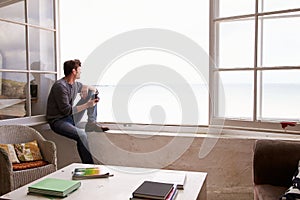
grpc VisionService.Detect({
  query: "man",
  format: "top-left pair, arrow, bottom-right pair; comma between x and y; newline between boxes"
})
46,59 -> 108,164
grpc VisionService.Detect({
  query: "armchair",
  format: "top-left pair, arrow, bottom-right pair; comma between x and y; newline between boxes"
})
253,139 -> 300,200
0,125 -> 57,195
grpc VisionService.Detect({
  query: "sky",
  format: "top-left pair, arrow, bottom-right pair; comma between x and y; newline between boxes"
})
59,0 -> 300,85
59,0 -> 209,85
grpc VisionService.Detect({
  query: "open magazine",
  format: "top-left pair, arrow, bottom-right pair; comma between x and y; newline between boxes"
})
72,167 -> 113,180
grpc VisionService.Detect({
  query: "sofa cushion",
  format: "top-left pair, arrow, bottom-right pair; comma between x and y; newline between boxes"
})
0,143 -> 20,163
14,140 -> 43,162
254,184 -> 287,200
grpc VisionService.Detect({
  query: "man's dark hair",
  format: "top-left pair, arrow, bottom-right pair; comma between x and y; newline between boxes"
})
63,59 -> 81,76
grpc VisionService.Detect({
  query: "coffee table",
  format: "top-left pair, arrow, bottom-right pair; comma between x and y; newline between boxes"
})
1,163 -> 207,200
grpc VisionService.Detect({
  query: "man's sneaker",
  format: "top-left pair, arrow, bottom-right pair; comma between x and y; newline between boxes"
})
85,122 -> 109,132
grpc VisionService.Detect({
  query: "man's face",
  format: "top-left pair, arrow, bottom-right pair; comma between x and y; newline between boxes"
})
75,66 -> 82,79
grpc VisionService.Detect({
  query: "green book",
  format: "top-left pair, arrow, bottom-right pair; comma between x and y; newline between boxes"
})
28,178 -> 81,197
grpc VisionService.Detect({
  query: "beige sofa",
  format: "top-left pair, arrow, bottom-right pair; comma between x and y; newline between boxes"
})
253,139 -> 300,200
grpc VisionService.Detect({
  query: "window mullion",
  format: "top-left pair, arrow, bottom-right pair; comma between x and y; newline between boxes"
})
257,0 -> 264,121
253,0 -> 259,122
209,0 -> 219,122
24,0 -> 32,117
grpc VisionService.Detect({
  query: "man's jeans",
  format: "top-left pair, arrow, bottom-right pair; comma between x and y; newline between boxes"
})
49,91 -> 97,164
50,116 -> 94,164
73,91 -> 98,124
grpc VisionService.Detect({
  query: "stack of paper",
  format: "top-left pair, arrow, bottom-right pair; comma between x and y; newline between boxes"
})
151,171 -> 186,189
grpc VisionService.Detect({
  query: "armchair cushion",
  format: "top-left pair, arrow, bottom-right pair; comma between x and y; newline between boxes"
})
12,160 -> 49,171
14,140 -> 43,162
0,144 -> 20,163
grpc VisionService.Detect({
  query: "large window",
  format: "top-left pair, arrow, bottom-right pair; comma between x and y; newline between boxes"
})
60,0 -> 209,126
22,0 -> 299,132
0,0 -> 58,122
211,0 -> 300,130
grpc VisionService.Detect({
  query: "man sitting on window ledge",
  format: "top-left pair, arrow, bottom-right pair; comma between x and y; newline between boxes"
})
46,59 -> 109,164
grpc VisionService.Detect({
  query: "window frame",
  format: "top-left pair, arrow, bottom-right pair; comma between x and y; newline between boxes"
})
0,0 -> 60,126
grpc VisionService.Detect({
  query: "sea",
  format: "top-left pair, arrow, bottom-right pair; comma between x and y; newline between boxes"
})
91,83 -> 300,125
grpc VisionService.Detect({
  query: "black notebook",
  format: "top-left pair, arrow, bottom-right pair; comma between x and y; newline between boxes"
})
132,181 -> 174,200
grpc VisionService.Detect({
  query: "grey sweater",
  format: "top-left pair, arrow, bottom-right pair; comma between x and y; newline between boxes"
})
46,78 -> 83,123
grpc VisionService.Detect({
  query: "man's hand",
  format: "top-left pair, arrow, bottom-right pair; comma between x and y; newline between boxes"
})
75,98 -> 99,113
87,98 -> 99,108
